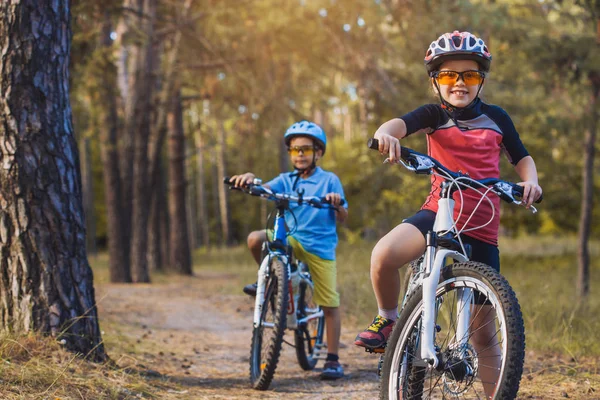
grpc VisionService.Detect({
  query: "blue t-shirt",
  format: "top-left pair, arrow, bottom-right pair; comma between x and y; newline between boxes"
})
266,167 -> 348,261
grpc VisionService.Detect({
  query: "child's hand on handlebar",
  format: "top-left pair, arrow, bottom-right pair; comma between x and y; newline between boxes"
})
516,181 -> 543,207
229,172 -> 256,188
374,132 -> 401,164
324,193 -> 343,207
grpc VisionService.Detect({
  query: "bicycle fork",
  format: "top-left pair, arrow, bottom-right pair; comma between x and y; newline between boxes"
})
254,253 -> 288,328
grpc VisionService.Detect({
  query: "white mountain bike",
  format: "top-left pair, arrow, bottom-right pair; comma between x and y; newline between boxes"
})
367,138 -> 541,400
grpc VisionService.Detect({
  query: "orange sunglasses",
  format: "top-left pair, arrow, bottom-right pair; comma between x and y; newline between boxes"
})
433,70 -> 485,86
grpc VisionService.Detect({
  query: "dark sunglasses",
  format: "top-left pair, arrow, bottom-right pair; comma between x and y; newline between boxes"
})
287,145 -> 315,156
432,70 -> 485,86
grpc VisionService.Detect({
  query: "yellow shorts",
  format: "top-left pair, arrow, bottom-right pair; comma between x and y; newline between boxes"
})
267,231 -> 340,308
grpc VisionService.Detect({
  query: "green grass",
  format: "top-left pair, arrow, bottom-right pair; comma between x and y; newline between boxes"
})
194,236 -> 600,358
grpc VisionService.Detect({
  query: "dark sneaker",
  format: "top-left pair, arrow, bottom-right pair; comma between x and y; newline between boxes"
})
354,315 -> 395,349
320,360 -> 344,380
243,282 -> 257,296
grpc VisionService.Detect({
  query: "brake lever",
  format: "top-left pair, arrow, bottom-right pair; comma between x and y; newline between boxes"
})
513,200 -> 538,214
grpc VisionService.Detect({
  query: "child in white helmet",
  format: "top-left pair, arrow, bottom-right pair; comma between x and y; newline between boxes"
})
354,31 -> 542,397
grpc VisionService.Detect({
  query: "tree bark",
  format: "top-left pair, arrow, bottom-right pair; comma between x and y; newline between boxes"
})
211,149 -> 222,242
167,90 -> 192,274
147,172 -> 162,271
0,0 -> 105,360
97,12 -> 130,283
116,0 -> 138,275
194,121 -> 210,247
80,136 -> 96,255
216,121 -> 231,245
577,77 -> 599,299
130,0 -> 156,283
186,134 -> 198,250
147,158 -> 169,271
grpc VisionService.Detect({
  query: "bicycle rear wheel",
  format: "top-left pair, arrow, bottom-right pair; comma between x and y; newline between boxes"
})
294,279 -> 325,370
380,261 -> 525,400
249,257 -> 289,390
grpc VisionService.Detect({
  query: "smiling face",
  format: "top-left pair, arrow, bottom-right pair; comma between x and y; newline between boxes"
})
433,59 -> 483,108
289,136 -> 322,170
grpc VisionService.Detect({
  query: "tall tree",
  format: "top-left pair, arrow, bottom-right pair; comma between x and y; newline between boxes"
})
94,11 -> 131,283
576,2 -> 600,299
79,134 -> 97,255
216,120 -> 231,245
129,0 -> 157,283
167,89 -> 192,274
193,105 -> 210,248
0,0 -> 105,360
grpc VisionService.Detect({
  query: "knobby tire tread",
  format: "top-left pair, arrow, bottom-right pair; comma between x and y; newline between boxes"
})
380,261 -> 525,400
249,258 -> 289,390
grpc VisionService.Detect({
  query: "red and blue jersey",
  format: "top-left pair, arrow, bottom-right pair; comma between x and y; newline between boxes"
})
401,99 -> 529,245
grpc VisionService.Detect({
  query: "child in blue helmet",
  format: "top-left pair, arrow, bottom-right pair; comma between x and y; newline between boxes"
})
230,120 -> 349,380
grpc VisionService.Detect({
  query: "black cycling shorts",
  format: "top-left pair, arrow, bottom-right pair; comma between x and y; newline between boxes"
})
403,209 -> 500,272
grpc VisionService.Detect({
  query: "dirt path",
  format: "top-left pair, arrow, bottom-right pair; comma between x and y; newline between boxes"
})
96,271 -> 599,400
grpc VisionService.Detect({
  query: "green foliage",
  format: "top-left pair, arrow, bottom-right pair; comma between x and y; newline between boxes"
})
69,0 -> 600,247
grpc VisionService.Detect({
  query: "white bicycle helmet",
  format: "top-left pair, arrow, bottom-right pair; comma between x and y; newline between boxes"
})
424,31 -> 492,75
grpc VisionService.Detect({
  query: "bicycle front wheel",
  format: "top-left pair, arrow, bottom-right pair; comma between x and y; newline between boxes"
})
249,257 -> 289,390
294,279 -> 325,370
380,261 -> 525,400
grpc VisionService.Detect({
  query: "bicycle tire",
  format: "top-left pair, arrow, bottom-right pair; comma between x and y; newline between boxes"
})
249,257 -> 289,390
294,279 -> 325,370
380,261 -> 525,400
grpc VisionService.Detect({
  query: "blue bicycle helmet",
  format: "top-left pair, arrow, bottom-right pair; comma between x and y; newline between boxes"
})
284,120 -> 327,154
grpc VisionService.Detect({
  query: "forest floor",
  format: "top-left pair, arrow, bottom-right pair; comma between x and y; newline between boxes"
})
89,269 -> 599,400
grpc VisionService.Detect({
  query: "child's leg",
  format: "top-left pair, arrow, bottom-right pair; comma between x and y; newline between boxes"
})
470,305 -> 501,398
354,222 -> 425,349
247,230 -> 268,264
370,223 -> 426,311
322,306 -> 341,355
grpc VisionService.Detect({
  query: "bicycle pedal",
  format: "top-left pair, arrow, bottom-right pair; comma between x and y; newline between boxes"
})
365,346 -> 386,354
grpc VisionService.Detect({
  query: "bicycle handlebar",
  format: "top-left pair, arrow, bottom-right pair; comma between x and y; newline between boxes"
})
367,138 -> 543,205
223,177 -> 346,208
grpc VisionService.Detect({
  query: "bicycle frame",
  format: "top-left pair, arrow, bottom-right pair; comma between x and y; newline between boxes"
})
253,202 -> 324,330
420,196 -> 469,368
253,204 -> 289,328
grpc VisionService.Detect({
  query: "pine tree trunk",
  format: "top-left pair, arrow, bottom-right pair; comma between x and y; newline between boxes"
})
577,78 -> 599,299
116,0 -> 138,272
186,137 -> 198,250
194,126 -> 210,247
216,121 -> 231,245
167,91 -> 192,274
130,0 -> 156,283
279,136 -> 289,173
0,0 -> 105,360
80,136 -> 97,255
97,12 -> 130,283
358,82 -> 369,139
211,151 -> 222,242
147,181 -> 162,271
159,170 -> 171,265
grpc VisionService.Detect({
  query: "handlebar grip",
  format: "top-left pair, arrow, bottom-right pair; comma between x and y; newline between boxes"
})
223,176 -> 233,185
367,138 -> 379,150
512,185 -> 543,203
367,138 -> 411,159
320,197 -> 346,206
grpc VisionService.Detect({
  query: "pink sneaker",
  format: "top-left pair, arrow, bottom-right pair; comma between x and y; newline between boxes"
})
354,315 -> 395,349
